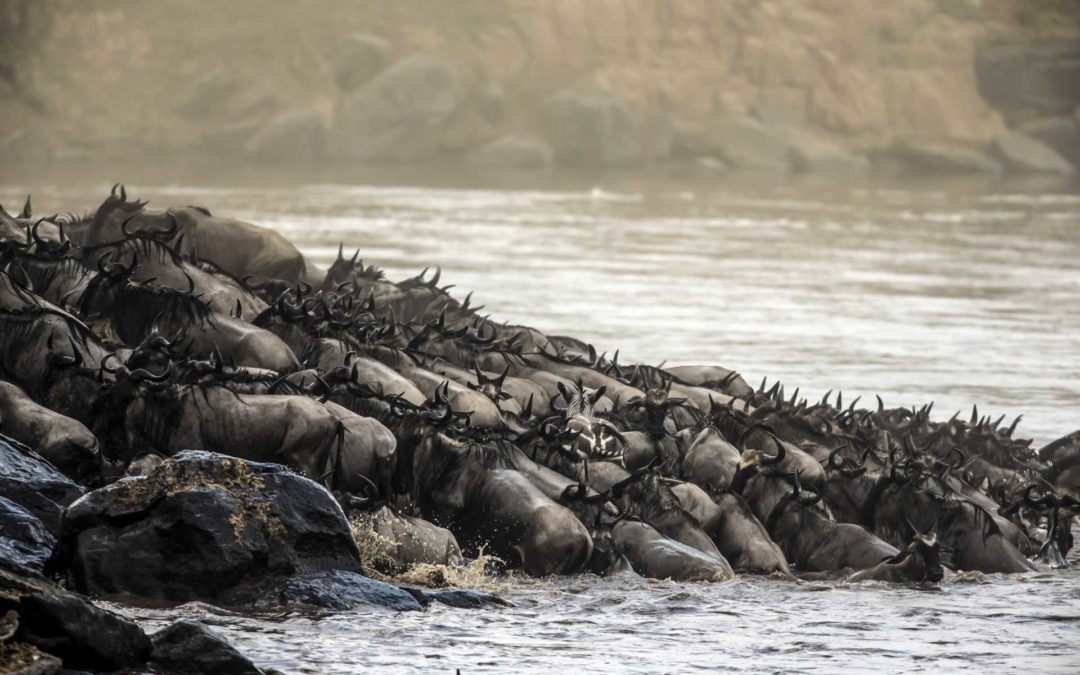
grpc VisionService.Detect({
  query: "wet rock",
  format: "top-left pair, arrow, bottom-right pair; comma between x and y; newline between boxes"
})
992,130 -> 1076,173
244,108 -> 327,161
0,497 -> 54,573
150,619 -> 264,675
0,441 -> 84,538
0,564 -> 151,672
465,133 -> 552,169
880,138 -> 1002,174
538,90 -> 643,167
332,54 -> 460,162
62,451 -> 363,605
399,586 -> 510,609
334,34 -> 391,92
280,570 -> 421,611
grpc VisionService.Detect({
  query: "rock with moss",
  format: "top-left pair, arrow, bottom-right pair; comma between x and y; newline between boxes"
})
61,450 -> 364,606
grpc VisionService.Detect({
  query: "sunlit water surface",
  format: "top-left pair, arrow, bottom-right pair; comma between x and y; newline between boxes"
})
4,170 -> 1079,673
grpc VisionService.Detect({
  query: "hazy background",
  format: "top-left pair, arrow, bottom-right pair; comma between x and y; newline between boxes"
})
2,0 -> 1079,176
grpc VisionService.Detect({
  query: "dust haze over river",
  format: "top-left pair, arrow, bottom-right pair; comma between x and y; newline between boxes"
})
3,167 -> 1079,672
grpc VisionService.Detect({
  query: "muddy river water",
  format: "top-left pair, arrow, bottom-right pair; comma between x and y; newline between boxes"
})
4,169 -> 1079,673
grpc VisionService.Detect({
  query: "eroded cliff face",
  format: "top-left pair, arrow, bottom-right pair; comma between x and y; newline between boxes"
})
3,0 -> 1078,173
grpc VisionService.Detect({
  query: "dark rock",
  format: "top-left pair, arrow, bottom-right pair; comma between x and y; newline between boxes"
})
244,108 -> 327,161
399,586 -> 510,609
465,133 -> 552,169
0,497 -> 55,573
538,90 -> 643,167
0,564 -> 151,672
0,441 -> 84,538
150,619 -> 263,675
280,570 -> 421,611
976,41 -> 1080,124
992,130 -> 1076,173
1017,114 -> 1080,169
62,451 -> 362,605
334,34 -> 391,92
881,138 -> 1002,174
331,54 -> 460,162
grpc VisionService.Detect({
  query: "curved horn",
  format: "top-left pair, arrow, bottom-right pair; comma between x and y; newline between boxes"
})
761,434 -> 787,466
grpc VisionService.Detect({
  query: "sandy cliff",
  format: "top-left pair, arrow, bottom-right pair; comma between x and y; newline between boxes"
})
3,0 -> 1079,173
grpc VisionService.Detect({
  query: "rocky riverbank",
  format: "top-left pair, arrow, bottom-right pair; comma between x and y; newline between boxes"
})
3,1 -> 1080,175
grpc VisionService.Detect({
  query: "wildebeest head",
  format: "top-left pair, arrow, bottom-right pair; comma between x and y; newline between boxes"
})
468,364 -> 513,406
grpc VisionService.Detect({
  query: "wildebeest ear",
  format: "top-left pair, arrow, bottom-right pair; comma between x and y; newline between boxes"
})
591,385 -> 607,403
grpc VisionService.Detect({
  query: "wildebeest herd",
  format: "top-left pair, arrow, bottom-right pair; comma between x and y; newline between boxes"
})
1,185 -> 1078,588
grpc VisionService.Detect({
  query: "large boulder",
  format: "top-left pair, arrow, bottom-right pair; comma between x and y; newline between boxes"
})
465,133 -> 553,169
0,441 -> 83,538
0,563 -> 152,672
976,41 -> 1080,125
1016,114 -> 1080,169
879,137 -> 1002,174
0,497 -> 54,573
992,130 -> 1076,173
62,451 -> 365,606
243,108 -> 327,161
150,619 -> 264,675
334,34 -> 391,92
331,54 -> 460,162
538,90 -> 643,167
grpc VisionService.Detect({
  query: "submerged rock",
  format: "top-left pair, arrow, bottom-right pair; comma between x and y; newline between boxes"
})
0,441 -> 84,538
150,619 -> 264,675
62,450 -> 364,606
399,586 -> 510,609
280,570 -> 422,611
0,497 -> 54,573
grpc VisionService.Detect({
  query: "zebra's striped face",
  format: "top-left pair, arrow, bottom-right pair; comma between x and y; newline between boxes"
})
567,415 -> 624,461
